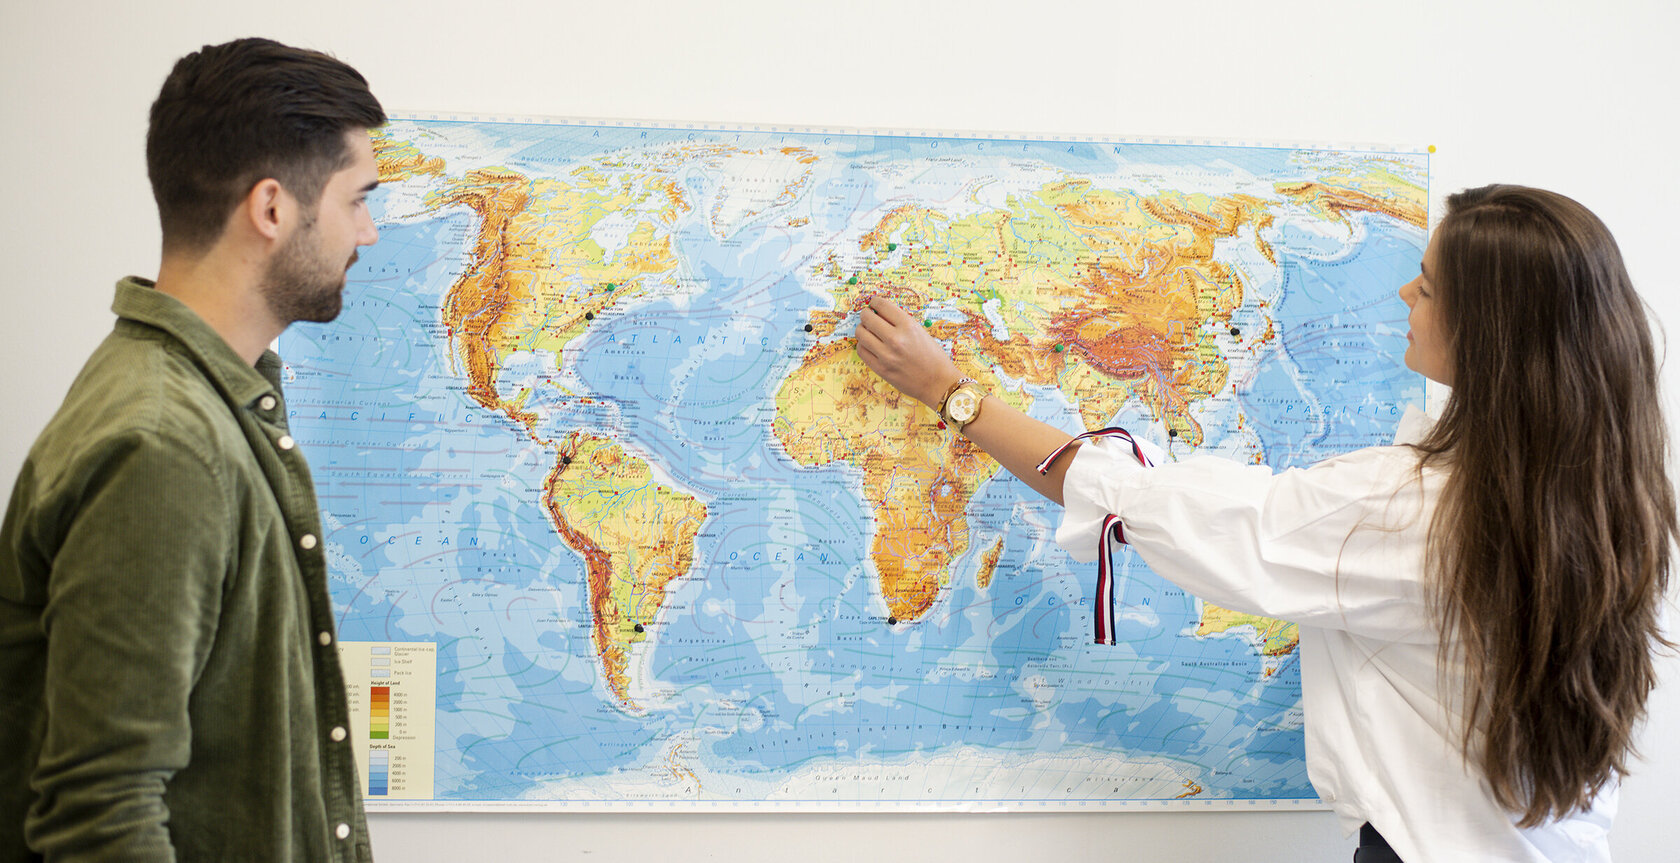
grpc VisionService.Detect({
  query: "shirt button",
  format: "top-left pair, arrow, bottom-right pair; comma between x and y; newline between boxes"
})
259,395 -> 277,411
336,823 -> 351,840
318,631 -> 333,646
277,434 -> 295,450
299,533 -> 318,550
331,726 -> 347,742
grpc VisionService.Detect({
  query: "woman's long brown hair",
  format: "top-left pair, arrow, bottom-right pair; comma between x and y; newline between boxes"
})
1413,185 -> 1674,826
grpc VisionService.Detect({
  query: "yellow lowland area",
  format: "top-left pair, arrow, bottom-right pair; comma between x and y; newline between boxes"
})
778,180 -> 1282,621
370,129 -> 446,184
803,180 -> 1261,445
429,165 -> 685,419
1274,167 -> 1428,232
772,340 -> 1010,622
542,433 -> 708,708
1195,605 -> 1300,663
975,536 -> 1005,591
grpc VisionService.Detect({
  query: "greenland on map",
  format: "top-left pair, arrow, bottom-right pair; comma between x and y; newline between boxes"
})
279,115 -> 1428,809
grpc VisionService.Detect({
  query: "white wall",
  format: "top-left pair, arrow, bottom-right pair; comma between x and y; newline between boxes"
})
3,2 -> 1676,860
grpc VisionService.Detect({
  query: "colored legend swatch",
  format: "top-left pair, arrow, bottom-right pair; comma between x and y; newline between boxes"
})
369,686 -> 391,739
368,749 -> 390,796
337,641 -> 437,802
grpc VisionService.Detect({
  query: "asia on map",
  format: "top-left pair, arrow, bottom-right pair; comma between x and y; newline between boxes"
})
280,117 -> 1427,809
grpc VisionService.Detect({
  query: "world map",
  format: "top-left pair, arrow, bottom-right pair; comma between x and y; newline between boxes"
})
279,116 -> 1428,808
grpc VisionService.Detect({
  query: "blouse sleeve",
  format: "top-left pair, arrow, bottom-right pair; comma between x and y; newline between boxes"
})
1056,435 -> 1439,643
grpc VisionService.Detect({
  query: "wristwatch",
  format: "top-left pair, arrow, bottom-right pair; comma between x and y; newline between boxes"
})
939,378 -> 987,433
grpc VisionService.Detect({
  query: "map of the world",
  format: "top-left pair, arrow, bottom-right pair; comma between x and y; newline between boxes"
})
279,116 -> 1428,808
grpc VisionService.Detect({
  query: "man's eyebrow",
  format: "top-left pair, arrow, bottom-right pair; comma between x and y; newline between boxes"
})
360,180 -> 380,194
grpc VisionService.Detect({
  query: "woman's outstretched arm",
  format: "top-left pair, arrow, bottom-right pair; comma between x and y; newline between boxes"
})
854,295 -> 1081,505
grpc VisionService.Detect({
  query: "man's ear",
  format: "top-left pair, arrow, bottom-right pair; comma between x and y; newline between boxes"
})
239,178 -> 289,243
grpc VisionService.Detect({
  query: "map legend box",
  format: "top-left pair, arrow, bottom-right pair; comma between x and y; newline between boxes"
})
339,641 -> 436,801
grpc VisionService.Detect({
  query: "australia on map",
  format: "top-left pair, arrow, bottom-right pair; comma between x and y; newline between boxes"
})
279,116 -> 1427,809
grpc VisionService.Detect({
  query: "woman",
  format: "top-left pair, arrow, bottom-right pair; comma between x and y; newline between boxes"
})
855,184 -> 1673,862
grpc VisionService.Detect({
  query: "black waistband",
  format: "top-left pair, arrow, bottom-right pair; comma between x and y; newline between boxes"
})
1354,823 -> 1403,863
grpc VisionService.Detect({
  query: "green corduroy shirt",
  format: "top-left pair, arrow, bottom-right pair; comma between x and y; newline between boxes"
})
0,278 -> 371,862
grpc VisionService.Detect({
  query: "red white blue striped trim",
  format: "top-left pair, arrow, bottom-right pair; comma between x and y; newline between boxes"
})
1095,515 -> 1126,645
1035,427 -> 1153,475
1035,428 -> 1155,646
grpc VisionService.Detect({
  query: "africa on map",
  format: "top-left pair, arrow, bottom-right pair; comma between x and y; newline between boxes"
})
280,116 -> 1427,809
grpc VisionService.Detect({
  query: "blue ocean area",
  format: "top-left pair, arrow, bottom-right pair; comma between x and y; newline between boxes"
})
280,120 -> 1426,804
1242,218 -> 1426,467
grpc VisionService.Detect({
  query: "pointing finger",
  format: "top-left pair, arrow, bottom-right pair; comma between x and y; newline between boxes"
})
868,296 -> 911,327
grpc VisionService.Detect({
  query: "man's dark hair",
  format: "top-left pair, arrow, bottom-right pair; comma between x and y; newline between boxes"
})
146,38 -> 386,253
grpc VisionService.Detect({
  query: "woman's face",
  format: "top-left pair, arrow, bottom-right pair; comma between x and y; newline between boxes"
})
1399,232 -> 1454,386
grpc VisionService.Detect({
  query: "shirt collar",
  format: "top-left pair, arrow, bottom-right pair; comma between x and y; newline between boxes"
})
1393,404 -> 1437,446
112,276 -> 281,409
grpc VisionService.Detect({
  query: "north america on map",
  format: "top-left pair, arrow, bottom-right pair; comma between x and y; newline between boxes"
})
280,117 -> 1427,807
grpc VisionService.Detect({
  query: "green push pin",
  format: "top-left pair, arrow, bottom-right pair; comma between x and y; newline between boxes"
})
847,275 -> 859,285
605,283 -> 617,292
887,243 -> 898,252
923,319 -> 933,328
1053,343 -> 1065,352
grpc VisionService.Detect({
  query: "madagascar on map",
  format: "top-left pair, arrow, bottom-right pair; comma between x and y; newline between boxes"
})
278,116 -> 1428,809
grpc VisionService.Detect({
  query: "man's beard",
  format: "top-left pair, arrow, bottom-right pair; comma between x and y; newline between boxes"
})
261,217 -> 355,325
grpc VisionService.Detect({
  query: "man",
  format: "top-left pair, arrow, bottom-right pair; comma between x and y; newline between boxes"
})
0,38 -> 385,861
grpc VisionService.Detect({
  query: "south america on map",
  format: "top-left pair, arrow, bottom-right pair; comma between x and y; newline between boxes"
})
280,117 -> 1427,808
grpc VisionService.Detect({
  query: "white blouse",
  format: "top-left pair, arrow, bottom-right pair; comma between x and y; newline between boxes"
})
1055,408 -> 1614,862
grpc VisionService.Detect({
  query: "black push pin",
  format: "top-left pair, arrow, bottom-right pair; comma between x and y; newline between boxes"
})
887,616 -> 898,626
804,324 -> 814,332
633,623 -> 645,633
1167,429 -> 1179,438
1229,326 -> 1240,337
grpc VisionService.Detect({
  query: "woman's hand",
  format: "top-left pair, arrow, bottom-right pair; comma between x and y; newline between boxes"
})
855,296 -> 963,409
854,294 -> 1076,504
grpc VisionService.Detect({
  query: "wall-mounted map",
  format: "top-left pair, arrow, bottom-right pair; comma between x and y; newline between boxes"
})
280,116 -> 1427,809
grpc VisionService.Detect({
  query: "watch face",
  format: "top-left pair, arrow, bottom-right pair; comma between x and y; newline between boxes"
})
948,389 -> 980,423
